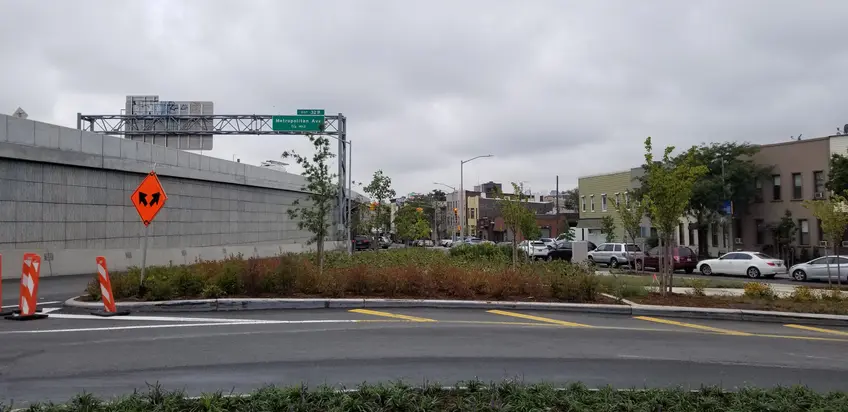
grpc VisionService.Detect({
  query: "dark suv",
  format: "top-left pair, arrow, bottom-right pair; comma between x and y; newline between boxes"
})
352,235 -> 371,251
635,246 -> 698,273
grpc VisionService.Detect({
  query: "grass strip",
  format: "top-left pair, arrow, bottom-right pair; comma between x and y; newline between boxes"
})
5,381 -> 847,412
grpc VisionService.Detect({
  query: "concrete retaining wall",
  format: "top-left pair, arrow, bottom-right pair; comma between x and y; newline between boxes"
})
0,114 -> 354,277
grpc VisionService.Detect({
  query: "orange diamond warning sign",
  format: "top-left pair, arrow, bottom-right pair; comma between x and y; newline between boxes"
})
131,171 -> 168,226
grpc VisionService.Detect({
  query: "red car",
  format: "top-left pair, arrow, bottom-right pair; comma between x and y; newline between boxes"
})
635,246 -> 698,273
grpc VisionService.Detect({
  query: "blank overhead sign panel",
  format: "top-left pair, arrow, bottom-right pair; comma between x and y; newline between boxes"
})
125,95 -> 214,150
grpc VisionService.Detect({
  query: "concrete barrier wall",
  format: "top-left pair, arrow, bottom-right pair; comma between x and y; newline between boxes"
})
0,114 -> 355,278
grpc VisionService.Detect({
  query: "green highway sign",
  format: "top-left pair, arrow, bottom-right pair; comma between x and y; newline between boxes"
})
272,115 -> 325,132
297,109 -> 325,116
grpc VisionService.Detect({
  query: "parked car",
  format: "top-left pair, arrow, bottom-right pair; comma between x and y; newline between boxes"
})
440,239 -> 453,247
539,238 -> 557,249
548,241 -> 598,262
697,251 -> 787,278
788,255 -> 848,282
379,236 -> 392,249
634,246 -> 698,273
352,235 -> 371,251
587,243 -> 643,268
519,240 -> 551,260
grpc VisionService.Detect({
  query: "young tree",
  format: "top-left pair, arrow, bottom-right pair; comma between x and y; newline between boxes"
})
612,191 -> 647,269
768,210 -> 798,262
640,137 -> 708,295
394,205 -> 430,242
562,188 -> 580,211
600,215 -> 617,243
496,182 -> 539,267
804,195 -> 848,286
363,170 -> 396,247
826,152 -> 848,197
678,143 -> 772,259
282,135 -> 337,274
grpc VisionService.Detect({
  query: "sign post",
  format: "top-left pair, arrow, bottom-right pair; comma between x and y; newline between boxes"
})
130,171 -> 168,288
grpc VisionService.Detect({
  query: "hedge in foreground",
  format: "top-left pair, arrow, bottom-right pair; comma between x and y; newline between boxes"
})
86,248 -> 602,303
7,381 -> 847,412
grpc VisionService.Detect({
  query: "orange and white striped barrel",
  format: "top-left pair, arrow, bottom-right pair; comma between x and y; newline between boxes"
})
18,253 -> 42,316
95,256 -> 117,313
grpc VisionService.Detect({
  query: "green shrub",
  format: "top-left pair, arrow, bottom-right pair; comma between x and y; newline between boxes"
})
790,285 -> 817,302
10,381 -> 847,412
448,243 -> 511,263
743,282 -> 775,299
684,278 -> 709,297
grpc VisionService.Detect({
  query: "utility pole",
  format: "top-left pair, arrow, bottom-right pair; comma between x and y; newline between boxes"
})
556,175 -> 560,236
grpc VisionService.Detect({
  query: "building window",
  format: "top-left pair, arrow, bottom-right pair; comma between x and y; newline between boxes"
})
678,223 -> 685,245
772,174 -> 782,201
470,209 -> 475,219
754,179 -> 763,202
755,219 -> 765,245
614,192 -> 620,207
688,225 -> 696,246
624,191 -> 630,208
581,196 -> 586,212
792,173 -> 802,200
601,194 -> 607,212
799,219 -> 810,245
711,223 -> 719,247
590,195 -> 595,212
814,171 -> 825,196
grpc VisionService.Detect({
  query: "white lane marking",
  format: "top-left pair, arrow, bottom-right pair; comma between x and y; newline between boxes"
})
1,300 -> 62,309
0,319 -> 363,335
42,307 -> 62,314
45,313 -> 285,323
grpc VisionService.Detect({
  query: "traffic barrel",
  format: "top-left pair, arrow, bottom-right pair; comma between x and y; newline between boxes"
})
5,253 -> 48,321
91,256 -> 130,317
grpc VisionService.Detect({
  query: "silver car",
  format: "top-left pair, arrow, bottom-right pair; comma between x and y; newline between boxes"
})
789,255 -> 848,282
587,243 -> 643,268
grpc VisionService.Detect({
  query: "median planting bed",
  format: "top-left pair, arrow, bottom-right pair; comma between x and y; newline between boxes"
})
85,247 -> 607,303
7,381 -> 847,411
80,245 -> 847,316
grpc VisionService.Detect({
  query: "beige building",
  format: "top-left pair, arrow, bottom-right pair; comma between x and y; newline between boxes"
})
576,170 -> 636,243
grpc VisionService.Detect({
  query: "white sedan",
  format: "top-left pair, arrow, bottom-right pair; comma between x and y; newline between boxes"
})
697,251 -> 787,279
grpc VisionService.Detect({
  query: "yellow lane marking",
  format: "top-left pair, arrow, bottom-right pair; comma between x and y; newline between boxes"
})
785,324 -> 848,336
486,310 -> 593,327
633,316 -> 752,336
348,309 -> 437,322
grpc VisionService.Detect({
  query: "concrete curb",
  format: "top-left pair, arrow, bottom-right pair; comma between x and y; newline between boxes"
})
63,297 -> 848,327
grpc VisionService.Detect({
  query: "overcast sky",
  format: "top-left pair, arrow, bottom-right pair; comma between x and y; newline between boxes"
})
2,0 -> 848,197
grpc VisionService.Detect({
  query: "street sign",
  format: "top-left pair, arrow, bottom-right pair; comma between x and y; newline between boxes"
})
131,171 -> 168,226
297,109 -> 325,116
272,115 -> 325,132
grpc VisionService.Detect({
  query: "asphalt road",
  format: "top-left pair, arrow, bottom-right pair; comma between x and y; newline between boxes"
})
1,307 -> 847,405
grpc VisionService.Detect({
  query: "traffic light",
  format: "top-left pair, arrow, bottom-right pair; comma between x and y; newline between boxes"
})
416,207 -> 423,213
453,207 -> 458,217
369,202 -> 377,211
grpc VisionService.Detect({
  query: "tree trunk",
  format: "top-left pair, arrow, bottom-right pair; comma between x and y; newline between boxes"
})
696,213 -> 710,259
659,237 -> 667,296
317,237 -> 325,275
512,235 -> 518,269
667,236 -> 674,294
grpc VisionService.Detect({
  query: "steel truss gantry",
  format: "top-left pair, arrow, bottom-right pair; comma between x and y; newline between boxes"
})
76,113 -> 351,252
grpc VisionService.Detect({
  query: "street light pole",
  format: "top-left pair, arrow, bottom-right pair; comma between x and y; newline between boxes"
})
460,155 -> 493,238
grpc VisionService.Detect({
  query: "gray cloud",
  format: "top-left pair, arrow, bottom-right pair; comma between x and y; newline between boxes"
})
2,0 -> 848,197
